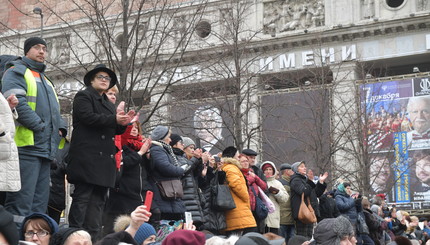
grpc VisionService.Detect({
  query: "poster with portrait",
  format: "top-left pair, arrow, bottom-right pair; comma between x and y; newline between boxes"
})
360,77 -> 430,206
170,100 -> 235,155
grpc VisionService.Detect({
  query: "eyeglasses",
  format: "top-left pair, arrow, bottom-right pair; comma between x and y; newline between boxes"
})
96,75 -> 112,82
24,230 -> 50,238
32,45 -> 47,52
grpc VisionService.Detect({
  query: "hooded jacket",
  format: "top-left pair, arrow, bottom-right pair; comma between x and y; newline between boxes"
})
260,161 -> 289,228
221,157 -> 256,231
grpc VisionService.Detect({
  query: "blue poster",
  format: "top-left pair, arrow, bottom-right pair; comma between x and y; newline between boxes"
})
393,132 -> 410,202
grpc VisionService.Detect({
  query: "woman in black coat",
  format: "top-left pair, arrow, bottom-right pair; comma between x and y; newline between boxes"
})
66,64 -> 134,241
148,126 -> 190,222
290,161 -> 327,238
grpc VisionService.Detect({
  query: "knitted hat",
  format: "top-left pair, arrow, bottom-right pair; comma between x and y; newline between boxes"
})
313,215 -> 354,245
21,213 -> 59,239
182,137 -> 195,149
83,64 -> 117,89
280,163 -> 292,171
161,230 -> 205,245
0,205 -> 19,245
134,223 -> 156,245
242,149 -> 258,156
222,146 -> 238,158
150,126 -> 169,141
24,37 -> 47,55
49,228 -> 84,245
169,134 -> 182,147
291,161 -> 303,174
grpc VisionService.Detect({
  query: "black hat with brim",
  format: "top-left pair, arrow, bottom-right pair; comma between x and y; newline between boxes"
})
83,64 -> 117,89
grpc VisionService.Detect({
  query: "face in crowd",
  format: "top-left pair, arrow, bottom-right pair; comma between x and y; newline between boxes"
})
23,218 -> 52,245
26,43 -> 47,63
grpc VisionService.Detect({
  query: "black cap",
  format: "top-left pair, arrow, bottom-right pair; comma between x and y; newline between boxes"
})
242,149 -> 258,156
280,163 -> 292,171
169,134 -> 182,147
83,64 -> 118,89
24,37 -> 47,55
222,146 -> 238,158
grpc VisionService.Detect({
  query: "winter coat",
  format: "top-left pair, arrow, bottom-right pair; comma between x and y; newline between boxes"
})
221,157 -> 256,231
48,139 -> 70,211
390,218 -> 406,236
334,190 -> 359,225
173,148 -> 205,228
1,57 -> 65,160
279,175 -> 294,225
0,92 -> 20,192
318,193 -> 340,222
261,161 -> 289,228
241,168 -> 267,212
290,172 -> 326,221
200,167 -> 227,232
67,86 -> 126,188
147,141 -> 186,215
105,145 -> 151,215
363,208 -> 382,245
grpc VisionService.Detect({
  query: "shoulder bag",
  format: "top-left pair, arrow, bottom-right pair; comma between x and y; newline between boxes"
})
298,193 -> 317,224
212,170 -> 236,211
251,186 -> 269,220
156,179 -> 184,200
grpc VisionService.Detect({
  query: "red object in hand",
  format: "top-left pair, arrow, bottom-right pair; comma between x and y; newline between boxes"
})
144,191 -> 153,212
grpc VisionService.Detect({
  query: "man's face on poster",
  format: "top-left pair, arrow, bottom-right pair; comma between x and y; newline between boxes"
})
416,156 -> 430,185
370,157 -> 391,188
408,98 -> 430,134
194,107 -> 222,144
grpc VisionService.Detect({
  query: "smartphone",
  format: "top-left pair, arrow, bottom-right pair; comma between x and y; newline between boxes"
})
144,190 -> 153,212
185,211 -> 192,225
214,156 -> 220,163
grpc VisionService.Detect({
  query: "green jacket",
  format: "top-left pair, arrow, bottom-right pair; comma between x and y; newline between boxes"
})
279,175 -> 294,225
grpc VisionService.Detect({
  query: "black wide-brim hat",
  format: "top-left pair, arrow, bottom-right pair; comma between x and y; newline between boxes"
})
83,64 -> 118,89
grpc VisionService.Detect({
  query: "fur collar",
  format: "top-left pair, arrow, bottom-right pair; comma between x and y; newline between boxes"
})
222,157 -> 242,169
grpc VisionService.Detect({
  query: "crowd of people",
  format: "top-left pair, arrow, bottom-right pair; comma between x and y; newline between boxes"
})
2,37 -> 430,245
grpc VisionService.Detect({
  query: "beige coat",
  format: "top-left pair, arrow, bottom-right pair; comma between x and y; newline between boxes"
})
0,92 -> 20,192
261,161 -> 289,228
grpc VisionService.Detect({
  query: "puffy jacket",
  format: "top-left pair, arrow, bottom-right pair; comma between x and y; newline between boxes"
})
290,172 -> 326,221
221,157 -> 256,231
334,190 -> 359,225
261,161 -> 289,228
147,141 -> 186,215
0,93 -> 20,192
173,148 -> 205,228
318,193 -> 340,222
1,57 -> 65,160
279,175 -> 294,225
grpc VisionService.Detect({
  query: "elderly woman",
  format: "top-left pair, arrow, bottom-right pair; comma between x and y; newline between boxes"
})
260,161 -> 289,234
148,126 -> 189,222
21,213 -> 59,245
67,64 -> 134,241
238,154 -> 267,227
290,161 -> 327,238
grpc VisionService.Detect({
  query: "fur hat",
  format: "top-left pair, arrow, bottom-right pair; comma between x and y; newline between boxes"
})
134,223 -> 156,245
182,137 -> 195,149
161,230 -> 205,245
21,213 -> 59,239
150,126 -> 169,141
222,146 -> 238,158
0,206 -> 19,245
83,64 -> 117,89
169,134 -> 182,147
24,37 -> 47,55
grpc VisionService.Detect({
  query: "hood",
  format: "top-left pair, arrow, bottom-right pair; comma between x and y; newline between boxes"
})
21,213 -> 59,239
222,157 -> 242,170
260,161 -> 277,178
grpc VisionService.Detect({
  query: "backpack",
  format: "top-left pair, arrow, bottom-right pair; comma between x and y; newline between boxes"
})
0,55 -> 21,90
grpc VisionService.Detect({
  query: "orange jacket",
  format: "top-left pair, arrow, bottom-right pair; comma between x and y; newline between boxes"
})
221,158 -> 256,231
